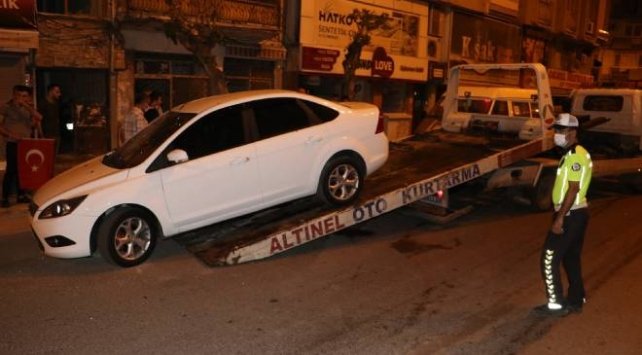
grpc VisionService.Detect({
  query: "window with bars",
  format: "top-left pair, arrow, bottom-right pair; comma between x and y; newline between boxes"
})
224,58 -> 274,92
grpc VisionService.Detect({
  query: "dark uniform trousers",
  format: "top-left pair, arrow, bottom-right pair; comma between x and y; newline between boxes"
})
2,141 -> 24,200
540,208 -> 589,307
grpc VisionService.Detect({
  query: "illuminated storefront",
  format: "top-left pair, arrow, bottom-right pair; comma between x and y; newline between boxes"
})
290,0 -> 429,141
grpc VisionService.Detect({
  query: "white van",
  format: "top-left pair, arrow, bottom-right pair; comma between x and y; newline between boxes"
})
442,86 -> 541,138
571,89 -> 642,153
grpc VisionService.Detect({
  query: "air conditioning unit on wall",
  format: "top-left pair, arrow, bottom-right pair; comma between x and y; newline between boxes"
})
427,38 -> 442,60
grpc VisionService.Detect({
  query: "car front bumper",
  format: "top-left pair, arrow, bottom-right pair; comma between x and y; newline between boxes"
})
30,213 -> 97,259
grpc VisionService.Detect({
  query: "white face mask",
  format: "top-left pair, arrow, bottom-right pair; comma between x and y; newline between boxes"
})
554,133 -> 568,147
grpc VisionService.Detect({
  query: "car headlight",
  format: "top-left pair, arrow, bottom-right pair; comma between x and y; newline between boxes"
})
39,196 -> 88,219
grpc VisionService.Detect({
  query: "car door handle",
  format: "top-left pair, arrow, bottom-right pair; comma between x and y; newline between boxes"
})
230,157 -> 250,165
305,136 -> 323,145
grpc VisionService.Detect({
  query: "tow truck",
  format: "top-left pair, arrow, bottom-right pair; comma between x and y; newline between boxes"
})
174,63 -> 559,266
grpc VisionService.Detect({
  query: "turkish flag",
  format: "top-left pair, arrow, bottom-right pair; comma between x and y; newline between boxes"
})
18,139 -> 56,191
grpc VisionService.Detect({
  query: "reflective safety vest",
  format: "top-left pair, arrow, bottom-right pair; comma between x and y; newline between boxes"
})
552,144 -> 592,210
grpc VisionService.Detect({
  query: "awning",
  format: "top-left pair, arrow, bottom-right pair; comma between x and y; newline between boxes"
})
226,41 -> 286,61
0,0 -> 38,50
0,28 -> 38,50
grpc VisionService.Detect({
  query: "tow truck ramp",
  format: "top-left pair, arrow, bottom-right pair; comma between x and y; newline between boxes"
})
174,131 -> 545,266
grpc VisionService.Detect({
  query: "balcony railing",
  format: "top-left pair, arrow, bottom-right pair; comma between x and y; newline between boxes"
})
125,0 -> 279,28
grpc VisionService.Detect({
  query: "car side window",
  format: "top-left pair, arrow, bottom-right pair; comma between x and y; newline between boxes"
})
172,105 -> 246,160
251,98 -> 311,139
583,95 -> 624,111
457,98 -> 492,113
492,100 -> 509,116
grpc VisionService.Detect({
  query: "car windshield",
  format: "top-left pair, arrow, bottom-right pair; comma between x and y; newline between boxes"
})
102,111 -> 197,169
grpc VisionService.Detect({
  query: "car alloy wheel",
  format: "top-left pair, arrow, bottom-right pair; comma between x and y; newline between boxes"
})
328,163 -> 360,202
318,155 -> 364,206
97,207 -> 157,267
113,216 -> 152,261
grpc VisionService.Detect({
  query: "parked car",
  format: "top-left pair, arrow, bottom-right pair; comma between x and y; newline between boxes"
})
29,90 -> 389,267
571,88 -> 642,155
442,86 -> 542,139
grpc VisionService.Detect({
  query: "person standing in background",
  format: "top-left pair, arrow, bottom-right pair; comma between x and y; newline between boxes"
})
38,83 -> 62,145
144,90 -> 163,123
0,85 -> 42,207
119,92 -> 149,145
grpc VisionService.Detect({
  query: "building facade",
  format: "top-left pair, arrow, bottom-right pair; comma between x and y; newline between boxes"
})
599,0 -> 642,87
0,0 -> 39,165
25,0 -> 285,154
1,0 -> 618,164
285,0 -> 431,141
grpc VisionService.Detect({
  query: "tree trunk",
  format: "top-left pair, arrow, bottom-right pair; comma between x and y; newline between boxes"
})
342,42 -> 363,101
208,63 -> 227,95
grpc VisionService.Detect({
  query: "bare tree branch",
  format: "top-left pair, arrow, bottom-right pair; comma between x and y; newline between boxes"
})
164,0 -> 227,94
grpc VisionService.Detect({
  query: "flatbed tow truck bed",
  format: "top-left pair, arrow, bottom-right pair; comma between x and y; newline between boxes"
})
173,130 -> 544,266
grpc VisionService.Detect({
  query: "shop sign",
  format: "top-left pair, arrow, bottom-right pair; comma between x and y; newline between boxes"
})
0,0 -> 36,29
299,0 -> 428,81
450,12 -> 521,65
428,61 -> 446,80
547,69 -> 594,90
371,47 -> 394,78
301,46 -> 340,72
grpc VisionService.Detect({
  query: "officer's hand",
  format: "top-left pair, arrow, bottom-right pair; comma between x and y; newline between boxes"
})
551,219 -> 564,235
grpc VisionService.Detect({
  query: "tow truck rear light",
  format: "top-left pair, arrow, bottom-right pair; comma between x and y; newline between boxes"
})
376,114 -> 385,134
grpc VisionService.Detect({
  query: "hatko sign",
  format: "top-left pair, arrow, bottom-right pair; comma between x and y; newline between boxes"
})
299,0 -> 428,81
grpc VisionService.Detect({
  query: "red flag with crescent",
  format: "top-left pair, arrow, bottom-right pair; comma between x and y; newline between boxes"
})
18,138 -> 56,191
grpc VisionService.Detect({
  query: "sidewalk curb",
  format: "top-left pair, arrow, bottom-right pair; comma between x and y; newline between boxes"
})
0,204 -> 30,223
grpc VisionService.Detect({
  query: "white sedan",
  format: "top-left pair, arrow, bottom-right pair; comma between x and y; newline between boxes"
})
30,90 -> 389,266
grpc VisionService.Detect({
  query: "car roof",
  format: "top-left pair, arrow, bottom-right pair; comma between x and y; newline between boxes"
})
572,88 -> 642,96
171,89 -> 312,114
457,86 -> 537,100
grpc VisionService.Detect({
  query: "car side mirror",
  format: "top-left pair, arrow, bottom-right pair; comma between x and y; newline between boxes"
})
167,149 -> 189,164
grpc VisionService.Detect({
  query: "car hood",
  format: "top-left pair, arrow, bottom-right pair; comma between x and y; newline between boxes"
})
33,156 -> 128,206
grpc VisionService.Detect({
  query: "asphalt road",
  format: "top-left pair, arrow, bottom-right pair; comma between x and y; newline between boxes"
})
1,181 -> 642,354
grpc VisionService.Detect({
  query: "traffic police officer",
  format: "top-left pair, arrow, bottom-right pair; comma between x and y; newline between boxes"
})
534,113 -> 592,316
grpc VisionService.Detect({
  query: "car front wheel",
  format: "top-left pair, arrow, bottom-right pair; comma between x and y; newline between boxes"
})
97,207 -> 157,267
317,155 -> 364,206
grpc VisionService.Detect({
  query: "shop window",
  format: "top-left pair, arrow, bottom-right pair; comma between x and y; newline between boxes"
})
37,68 -> 109,154
225,58 -> 274,92
135,53 -> 208,108
172,77 -> 208,107
381,82 -> 407,113
428,7 -> 444,37
37,0 -> 105,16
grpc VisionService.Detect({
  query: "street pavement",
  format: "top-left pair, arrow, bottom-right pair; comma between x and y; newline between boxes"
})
2,178 -> 642,354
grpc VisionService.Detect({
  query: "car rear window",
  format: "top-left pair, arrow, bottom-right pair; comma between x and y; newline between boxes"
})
301,100 -> 339,122
512,101 -> 531,117
582,95 -> 624,112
